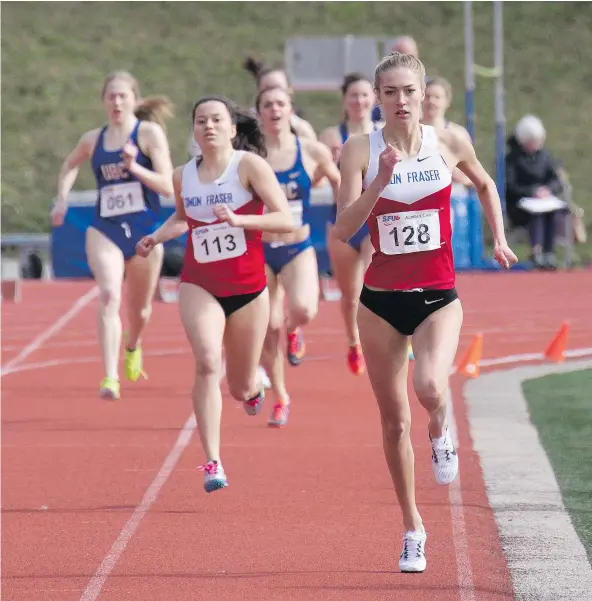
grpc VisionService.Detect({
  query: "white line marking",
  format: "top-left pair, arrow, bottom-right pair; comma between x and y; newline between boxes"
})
1,287 -> 99,376
0,350 -> 330,377
446,388 -> 476,601
0,348 -> 186,377
78,413 -> 196,601
464,361 -> 592,600
448,347 -> 592,375
78,363 -> 226,600
1,334 -> 188,353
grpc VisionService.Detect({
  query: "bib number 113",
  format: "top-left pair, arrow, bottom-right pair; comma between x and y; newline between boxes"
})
192,223 -> 247,263
200,234 -> 236,256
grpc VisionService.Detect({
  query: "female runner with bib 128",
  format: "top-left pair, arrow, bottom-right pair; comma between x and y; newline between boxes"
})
136,96 -> 293,493
51,71 -> 175,400
334,52 -> 517,573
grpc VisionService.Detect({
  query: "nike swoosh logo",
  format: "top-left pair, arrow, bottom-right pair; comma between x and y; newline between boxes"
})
417,156 -> 431,163
425,298 -> 443,305
217,181 -> 227,186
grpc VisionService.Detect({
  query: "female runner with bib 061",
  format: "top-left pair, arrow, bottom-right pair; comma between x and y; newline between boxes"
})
334,52 -> 517,573
136,96 -> 293,493
51,71 -> 174,401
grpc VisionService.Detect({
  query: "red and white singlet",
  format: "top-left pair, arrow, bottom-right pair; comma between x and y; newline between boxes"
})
363,125 -> 454,290
180,151 -> 266,297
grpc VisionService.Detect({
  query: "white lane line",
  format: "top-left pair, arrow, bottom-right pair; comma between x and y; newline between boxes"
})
1,287 -> 99,376
77,363 -> 228,600
446,388 -> 476,601
78,413 -> 197,601
464,361 -> 592,600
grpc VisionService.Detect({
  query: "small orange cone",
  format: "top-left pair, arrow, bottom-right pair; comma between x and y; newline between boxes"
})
457,333 -> 483,378
1,279 -> 21,303
544,322 -> 569,363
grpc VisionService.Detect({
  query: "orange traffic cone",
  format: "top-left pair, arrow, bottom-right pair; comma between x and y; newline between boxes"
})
1,279 -> 21,303
544,322 -> 569,363
457,333 -> 483,378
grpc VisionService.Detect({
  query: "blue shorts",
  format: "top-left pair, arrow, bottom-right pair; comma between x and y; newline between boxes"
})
328,204 -> 369,252
348,223 -> 370,252
264,237 -> 312,276
90,212 -> 160,261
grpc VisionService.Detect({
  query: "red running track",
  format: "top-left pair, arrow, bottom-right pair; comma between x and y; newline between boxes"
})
2,272 -> 591,601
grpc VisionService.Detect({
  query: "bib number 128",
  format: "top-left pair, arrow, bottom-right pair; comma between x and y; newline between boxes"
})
378,209 -> 441,255
390,223 -> 431,247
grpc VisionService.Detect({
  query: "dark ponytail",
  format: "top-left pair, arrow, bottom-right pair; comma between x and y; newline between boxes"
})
234,111 -> 266,157
192,95 -> 267,158
243,55 -> 264,79
243,55 -> 291,89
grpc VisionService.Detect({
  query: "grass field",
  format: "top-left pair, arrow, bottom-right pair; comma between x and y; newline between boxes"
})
522,368 -> 592,562
2,2 -> 592,242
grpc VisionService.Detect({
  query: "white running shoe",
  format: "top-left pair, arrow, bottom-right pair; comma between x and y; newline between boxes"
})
258,366 -> 271,389
430,426 -> 459,485
198,460 -> 228,493
399,529 -> 427,573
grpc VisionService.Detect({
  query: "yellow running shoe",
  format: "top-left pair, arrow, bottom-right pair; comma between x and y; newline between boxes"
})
124,344 -> 147,382
99,376 -> 120,400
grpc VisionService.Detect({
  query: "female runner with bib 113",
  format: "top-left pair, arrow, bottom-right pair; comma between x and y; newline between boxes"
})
137,96 -> 293,493
51,71 -> 174,400
335,52 -> 517,573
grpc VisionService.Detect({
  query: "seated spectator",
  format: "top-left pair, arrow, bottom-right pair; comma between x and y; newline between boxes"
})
505,115 -> 565,270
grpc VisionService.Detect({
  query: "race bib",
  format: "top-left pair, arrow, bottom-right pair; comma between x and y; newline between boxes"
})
377,209 -> 441,255
100,182 -> 146,218
289,200 -> 303,228
192,222 -> 247,264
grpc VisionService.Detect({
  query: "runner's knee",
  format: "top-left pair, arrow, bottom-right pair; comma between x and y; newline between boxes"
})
98,287 -> 121,314
195,350 -> 222,378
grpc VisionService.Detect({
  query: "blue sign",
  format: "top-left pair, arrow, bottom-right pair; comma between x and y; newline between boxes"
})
51,185 -> 485,278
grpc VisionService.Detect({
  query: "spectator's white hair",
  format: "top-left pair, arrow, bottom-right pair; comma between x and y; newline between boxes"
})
514,115 -> 546,145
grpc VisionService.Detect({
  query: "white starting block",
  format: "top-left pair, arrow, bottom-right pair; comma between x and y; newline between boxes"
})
320,275 -> 342,302
1,279 -> 22,303
155,277 -> 179,303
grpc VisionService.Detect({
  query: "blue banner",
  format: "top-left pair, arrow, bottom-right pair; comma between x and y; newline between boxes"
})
51,185 -> 485,278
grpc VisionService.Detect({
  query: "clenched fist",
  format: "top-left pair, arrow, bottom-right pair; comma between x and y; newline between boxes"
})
376,143 -> 403,188
213,204 -> 243,227
136,235 -> 158,258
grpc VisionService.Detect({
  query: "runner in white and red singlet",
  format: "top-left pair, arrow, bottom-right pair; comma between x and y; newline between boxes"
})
334,52 -> 517,573
137,96 -> 293,494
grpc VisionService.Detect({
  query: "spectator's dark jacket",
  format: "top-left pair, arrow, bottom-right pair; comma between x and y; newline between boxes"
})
505,134 -> 563,211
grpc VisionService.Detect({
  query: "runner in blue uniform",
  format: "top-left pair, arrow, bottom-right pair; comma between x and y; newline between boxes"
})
257,85 -> 340,427
51,71 -> 174,400
320,73 -> 380,375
